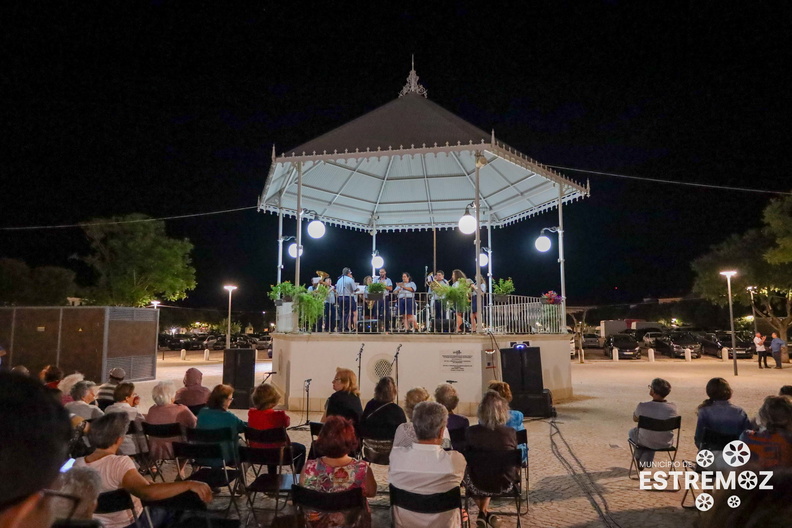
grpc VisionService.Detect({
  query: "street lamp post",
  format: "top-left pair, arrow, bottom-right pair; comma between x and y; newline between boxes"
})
720,271 -> 738,376
224,285 -> 237,350
747,286 -> 759,334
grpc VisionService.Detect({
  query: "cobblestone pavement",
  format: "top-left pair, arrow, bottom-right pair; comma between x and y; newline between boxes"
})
136,349 -> 788,527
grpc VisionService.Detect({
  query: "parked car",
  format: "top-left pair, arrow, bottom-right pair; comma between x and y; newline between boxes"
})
654,331 -> 702,358
582,333 -> 601,348
604,334 -> 642,360
157,334 -> 172,348
643,331 -> 667,347
212,335 -> 255,350
168,334 -> 202,350
699,332 -> 754,359
620,329 -> 652,342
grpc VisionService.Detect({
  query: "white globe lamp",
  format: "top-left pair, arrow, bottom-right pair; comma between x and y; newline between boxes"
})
458,213 -> 477,235
478,253 -> 489,267
371,255 -> 384,269
288,243 -> 303,258
307,219 -> 326,239
535,235 -> 552,252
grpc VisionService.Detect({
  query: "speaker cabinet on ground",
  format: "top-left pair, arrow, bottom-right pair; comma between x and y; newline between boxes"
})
499,346 -> 544,394
511,389 -> 556,418
222,348 -> 255,409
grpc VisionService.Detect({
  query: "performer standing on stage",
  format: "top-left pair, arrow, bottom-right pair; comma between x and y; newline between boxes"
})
372,268 -> 393,331
394,272 -> 418,332
430,270 -> 449,324
451,269 -> 472,333
471,276 -> 487,332
336,267 -> 357,332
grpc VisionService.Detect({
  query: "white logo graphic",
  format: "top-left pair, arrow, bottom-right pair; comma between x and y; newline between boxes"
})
696,449 -> 715,468
723,441 -> 751,467
696,492 -> 714,511
727,495 -> 741,508
738,471 -> 758,490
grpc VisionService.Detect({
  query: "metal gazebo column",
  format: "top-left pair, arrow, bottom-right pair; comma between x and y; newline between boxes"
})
557,183 -> 567,333
276,206 -> 284,284
295,161 -> 303,286
474,152 -> 485,334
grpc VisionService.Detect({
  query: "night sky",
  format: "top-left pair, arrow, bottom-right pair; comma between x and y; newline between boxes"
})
3,1 -> 791,314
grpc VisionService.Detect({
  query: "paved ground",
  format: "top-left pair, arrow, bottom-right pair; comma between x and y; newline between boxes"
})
134,349 -> 788,527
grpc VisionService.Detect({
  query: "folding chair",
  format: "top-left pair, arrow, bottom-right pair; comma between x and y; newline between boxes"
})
188,404 -> 207,417
463,449 -> 526,527
172,441 -> 242,517
448,427 -> 468,452
516,428 -> 530,501
627,415 -> 682,480
681,428 -> 739,508
390,484 -> 466,528
307,422 -> 323,459
142,422 -> 185,482
51,520 -> 103,528
239,445 -> 296,525
290,485 -> 367,527
95,489 -> 141,526
142,490 -> 241,528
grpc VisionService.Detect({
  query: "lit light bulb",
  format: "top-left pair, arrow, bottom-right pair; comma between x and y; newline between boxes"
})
288,243 -> 303,258
307,219 -> 326,239
478,253 -> 489,267
371,255 -> 384,269
535,235 -> 552,252
458,214 -> 477,234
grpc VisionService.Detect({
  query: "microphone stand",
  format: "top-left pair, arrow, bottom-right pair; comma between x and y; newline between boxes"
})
390,344 -> 402,404
259,371 -> 276,385
288,378 -> 312,430
356,343 -> 364,389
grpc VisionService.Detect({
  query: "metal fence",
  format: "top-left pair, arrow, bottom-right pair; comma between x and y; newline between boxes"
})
290,292 -> 563,335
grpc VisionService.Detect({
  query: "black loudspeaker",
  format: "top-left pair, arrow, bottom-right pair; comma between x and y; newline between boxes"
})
223,348 -> 255,409
432,319 -> 455,333
499,346 -> 544,394
511,390 -> 556,418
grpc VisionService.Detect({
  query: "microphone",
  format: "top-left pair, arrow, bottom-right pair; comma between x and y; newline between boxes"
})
446,380 -> 458,384
263,371 -> 277,375
305,378 -> 312,382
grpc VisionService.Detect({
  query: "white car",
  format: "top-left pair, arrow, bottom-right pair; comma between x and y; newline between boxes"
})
643,332 -> 666,347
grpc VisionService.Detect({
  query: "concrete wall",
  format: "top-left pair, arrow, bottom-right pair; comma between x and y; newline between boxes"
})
269,333 -> 572,416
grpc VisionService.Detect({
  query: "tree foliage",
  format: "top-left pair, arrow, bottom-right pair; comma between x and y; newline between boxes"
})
81,214 -> 196,307
764,193 -> 792,265
0,258 -> 78,306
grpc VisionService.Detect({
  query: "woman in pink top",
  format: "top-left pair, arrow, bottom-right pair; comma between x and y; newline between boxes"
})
145,381 -> 196,461
174,368 -> 210,410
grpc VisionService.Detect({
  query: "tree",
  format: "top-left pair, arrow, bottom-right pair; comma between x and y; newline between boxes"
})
691,229 -> 792,356
0,258 -> 77,306
764,193 -> 792,265
82,214 -> 196,307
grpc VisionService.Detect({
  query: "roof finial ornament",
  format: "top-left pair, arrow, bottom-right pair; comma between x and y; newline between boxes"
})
398,54 -> 428,98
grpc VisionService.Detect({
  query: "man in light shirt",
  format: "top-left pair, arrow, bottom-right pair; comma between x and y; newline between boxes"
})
755,332 -> 768,369
389,401 -> 466,528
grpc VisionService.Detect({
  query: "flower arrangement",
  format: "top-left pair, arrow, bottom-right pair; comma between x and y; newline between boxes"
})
493,277 -> 515,295
541,290 -> 565,305
366,281 -> 387,294
268,281 -> 301,302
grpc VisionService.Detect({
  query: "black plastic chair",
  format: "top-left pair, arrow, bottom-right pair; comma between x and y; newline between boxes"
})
172,441 -> 242,517
142,490 -> 240,528
390,484 -> 465,527
448,427 -> 468,452
681,428 -> 739,508
95,489 -> 140,525
628,415 -> 682,479
463,449 -> 526,527
187,404 -> 206,417
239,445 -> 296,524
290,485 -> 367,527
142,422 -> 185,482
244,426 -> 289,446
51,520 -> 103,528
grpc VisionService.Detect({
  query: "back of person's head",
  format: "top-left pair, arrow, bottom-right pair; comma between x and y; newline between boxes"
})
107,367 -> 126,382
478,390 -> 510,430
58,373 -> 85,396
650,378 -> 672,398
757,395 -> 792,432
779,386 -> 792,397
334,367 -> 360,397
374,376 -> 397,404
698,377 -> 732,410
10,365 -> 29,376
404,387 -> 430,420
434,383 -> 460,412
412,401 -> 448,441
113,381 -> 135,402
0,372 -> 71,521
183,367 -> 203,387
699,469 -> 792,528
252,383 -> 280,411
40,364 -> 64,384
207,384 -> 234,409
151,380 -> 176,406
88,412 -> 130,449
70,380 -> 96,402
315,416 -> 358,458
58,466 -> 102,520
487,381 -> 513,403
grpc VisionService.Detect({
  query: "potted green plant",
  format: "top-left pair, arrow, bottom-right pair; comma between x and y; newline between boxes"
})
294,284 -> 328,331
268,281 -> 300,305
493,277 -> 515,303
366,281 -> 386,301
440,279 -> 471,311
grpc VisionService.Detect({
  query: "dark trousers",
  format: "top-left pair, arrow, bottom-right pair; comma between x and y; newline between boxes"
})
773,350 -> 783,368
374,299 -> 390,329
323,303 -> 337,332
338,297 -> 357,331
759,350 -> 769,367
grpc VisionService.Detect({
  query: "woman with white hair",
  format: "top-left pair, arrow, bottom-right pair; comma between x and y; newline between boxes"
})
57,466 -> 103,521
59,372 -> 85,405
145,381 -> 196,461
65,380 -> 104,420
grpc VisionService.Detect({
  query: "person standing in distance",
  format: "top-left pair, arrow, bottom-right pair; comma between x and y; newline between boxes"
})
336,267 -> 357,333
770,332 -> 786,370
755,332 -> 768,369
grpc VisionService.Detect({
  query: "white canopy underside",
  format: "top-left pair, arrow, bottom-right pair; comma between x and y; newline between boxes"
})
258,93 -> 589,232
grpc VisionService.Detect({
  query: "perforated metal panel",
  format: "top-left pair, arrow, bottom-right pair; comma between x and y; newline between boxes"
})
106,355 -> 155,381
108,307 -> 157,322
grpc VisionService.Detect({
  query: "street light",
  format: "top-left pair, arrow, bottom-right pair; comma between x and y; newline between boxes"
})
224,285 -> 237,350
720,271 -> 739,376
535,226 -> 566,332
371,251 -> 384,270
304,209 -> 326,239
478,253 -> 489,267
150,300 -> 160,309
287,243 -> 303,258
747,286 -> 759,334
458,203 -> 477,235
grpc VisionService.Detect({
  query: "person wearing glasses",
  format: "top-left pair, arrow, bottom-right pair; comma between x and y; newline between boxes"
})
0,371 -> 72,528
321,368 -> 363,427
196,384 -> 247,465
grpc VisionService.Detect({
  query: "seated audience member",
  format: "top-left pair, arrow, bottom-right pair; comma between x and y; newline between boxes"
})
389,401 -> 467,528
145,381 -> 196,462
40,364 -> 65,389
465,390 -> 518,528
299,416 -> 376,528
435,383 -> 469,432
321,367 -> 364,426
779,386 -> 792,397
628,378 -> 678,468
488,381 -> 527,462
105,382 -> 146,456
247,383 -> 306,473
699,469 -> 792,528
10,365 -> 30,376
74,413 -> 212,528
0,372 -> 71,528
740,396 -> 792,469
196,384 -> 246,464
66,380 -> 104,421
694,377 -> 750,449
59,373 -> 85,405
392,387 -> 431,448
361,376 -> 407,439
174,368 -> 210,414
96,368 -> 126,412
56,466 -> 103,521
